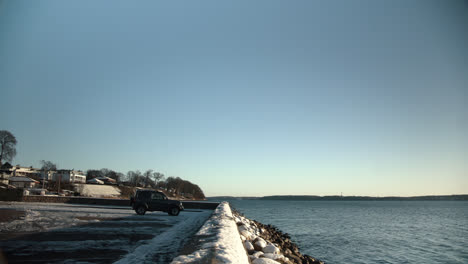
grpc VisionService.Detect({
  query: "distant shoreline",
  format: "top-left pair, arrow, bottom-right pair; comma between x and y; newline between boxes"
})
209,194 -> 468,201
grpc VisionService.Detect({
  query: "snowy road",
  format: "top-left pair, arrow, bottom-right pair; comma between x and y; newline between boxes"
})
0,202 -> 213,263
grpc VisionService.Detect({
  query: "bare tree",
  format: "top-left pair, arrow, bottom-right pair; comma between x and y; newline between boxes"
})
92,168 -> 121,182
39,160 -> 56,190
86,169 -> 103,181
100,168 -> 110,177
161,176 -> 205,199
108,171 -> 123,182
143,169 -> 153,187
127,170 -> 143,187
0,130 -> 17,167
40,160 -> 57,171
152,172 -> 165,186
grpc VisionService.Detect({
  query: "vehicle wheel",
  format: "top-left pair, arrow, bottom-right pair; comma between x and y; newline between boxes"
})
136,206 -> 146,215
168,207 -> 180,216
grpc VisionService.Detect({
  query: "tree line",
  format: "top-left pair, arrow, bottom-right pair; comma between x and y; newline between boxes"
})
0,130 -> 205,200
0,130 -> 16,167
86,168 -> 205,199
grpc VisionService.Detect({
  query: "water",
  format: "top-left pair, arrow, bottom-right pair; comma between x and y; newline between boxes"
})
221,199 -> 468,264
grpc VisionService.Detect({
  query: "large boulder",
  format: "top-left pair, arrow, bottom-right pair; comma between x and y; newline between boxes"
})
238,224 -> 250,232
261,253 -> 283,260
244,241 -> 255,253
254,237 -> 268,251
249,251 -> 264,261
285,253 -> 302,263
252,251 -> 264,258
252,258 -> 281,264
240,229 -> 253,240
263,244 -> 280,254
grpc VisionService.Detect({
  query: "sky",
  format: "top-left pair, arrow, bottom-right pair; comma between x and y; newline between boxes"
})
0,0 -> 467,197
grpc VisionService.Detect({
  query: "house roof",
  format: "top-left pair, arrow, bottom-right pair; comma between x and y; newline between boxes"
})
87,178 -> 104,184
56,170 -> 85,174
12,166 -> 40,171
95,176 -> 116,182
9,176 -> 39,183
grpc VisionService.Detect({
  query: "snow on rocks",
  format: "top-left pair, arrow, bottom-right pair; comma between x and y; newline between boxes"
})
170,202 -> 249,264
252,258 -> 282,264
251,251 -> 264,259
169,202 -> 323,264
234,213 -> 291,264
240,229 -> 254,240
244,241 -> 255,253
233,209 -> 324,264
263,244 -> 280,254
263,253 -> 285,261
254,237 -> 268,251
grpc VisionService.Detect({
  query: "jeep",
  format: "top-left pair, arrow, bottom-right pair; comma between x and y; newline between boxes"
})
131,190 -> 184,216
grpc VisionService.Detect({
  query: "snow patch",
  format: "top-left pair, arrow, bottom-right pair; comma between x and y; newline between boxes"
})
252,258 -> 281,264
114,210 -> 212,264
234,214 -> 293,264
74,184 -> 121,198
171,202 -> 249,264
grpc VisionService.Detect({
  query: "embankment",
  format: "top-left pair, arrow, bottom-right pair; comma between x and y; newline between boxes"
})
171,202 -> 324,264
233,209 -> 324,264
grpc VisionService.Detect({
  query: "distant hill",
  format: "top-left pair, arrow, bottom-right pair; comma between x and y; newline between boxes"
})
207,196 -> 259,201
208,195 -> 468,201
259,195 -> 468,201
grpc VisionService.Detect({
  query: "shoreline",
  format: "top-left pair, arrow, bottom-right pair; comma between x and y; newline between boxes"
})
1,199 -> 323,263
209,194 -> 468,201
171,201 -> 324,263
232,207 -> 324,264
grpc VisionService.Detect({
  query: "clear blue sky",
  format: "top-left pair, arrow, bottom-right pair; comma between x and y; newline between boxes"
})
1,0 -> 467,197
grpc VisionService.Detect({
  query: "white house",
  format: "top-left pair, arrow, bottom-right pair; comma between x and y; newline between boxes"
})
11,166 -> 41,178
39,170 -> 56,181
52,170 -> 86,184
9,176 -> 39,188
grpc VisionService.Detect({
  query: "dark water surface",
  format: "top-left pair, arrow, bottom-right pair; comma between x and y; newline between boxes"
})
220,200 -> 468,264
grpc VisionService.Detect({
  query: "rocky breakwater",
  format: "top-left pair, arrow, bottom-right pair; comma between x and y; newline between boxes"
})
233,210 -> 324,264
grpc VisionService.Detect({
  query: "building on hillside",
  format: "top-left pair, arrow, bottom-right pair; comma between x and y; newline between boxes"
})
94,176 -> 117,185
87,178 -> 104,184
52,170 -> 86,184
39,170 -> 56,181
0,170 -> 12,185
9,176 -> 39,188
0,162 -> 13,170
11,166 -> 41,179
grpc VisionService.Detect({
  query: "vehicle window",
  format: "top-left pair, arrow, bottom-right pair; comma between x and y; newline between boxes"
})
151,193 -> 163,200
138,192 -> 151,200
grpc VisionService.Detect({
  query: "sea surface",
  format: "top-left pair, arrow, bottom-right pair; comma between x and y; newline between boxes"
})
216,199 -> 468,264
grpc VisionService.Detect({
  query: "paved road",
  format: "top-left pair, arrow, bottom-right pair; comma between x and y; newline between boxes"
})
0,202 -> 212,263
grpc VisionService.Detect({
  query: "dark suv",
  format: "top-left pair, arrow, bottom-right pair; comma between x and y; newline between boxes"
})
131,190 -> 184,216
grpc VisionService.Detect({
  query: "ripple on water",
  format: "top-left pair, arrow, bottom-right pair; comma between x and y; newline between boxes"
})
227,200 -> 468,264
